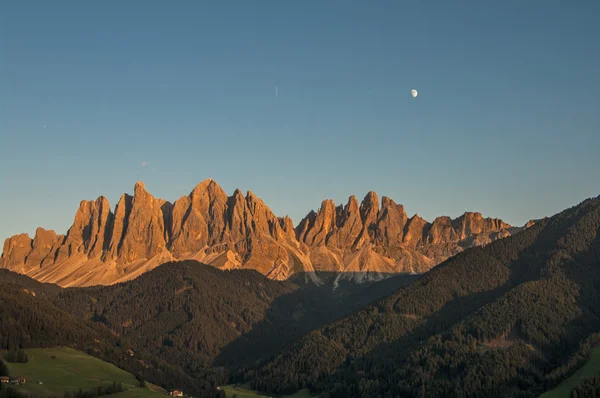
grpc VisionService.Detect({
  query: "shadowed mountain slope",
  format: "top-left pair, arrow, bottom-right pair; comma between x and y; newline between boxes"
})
51,261 -> 418,374
0,271 -> 226,397
250,195 -> 600,398
0,259 -> 418,396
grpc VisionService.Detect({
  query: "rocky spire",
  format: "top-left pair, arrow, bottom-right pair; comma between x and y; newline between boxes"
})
25,228 -> 62,269
106,193 -> 133,260
327,195 -> 363,249
115,181 -> 168,262
373,196 -> 408,247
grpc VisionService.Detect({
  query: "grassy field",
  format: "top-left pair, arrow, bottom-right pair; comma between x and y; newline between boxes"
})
540,346 -> 600,398
112,387 -> 166,398
220,384 -> 314,398
4,347 -> 165,398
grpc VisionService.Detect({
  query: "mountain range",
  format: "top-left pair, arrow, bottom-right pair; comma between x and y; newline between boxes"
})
1,194 -> 599,397
251,194 -> 600,397
0,180 -> 533,287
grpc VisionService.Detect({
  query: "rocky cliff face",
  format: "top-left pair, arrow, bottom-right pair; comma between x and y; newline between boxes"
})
294,192 -> 524,282
0,180 -> 529,287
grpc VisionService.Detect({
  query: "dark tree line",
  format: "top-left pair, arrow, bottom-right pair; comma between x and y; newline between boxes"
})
0,281 -> 110,353
0,358 -> 24,398
3,350 -> 27,363
0,385 -> 25,398
571,375 -> 600,398
63,381 -> 123,398
0,359 -> 7,376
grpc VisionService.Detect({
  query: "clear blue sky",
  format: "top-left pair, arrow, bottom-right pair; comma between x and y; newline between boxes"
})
1,1 -> 599,243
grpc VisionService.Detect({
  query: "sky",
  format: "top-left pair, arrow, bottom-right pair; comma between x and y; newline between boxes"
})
1,1 -> 599,243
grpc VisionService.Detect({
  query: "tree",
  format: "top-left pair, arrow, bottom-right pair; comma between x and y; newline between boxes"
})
0,386 -> 25,398
571,389 -> 578,398
0,360 -> 8,376
16,351 -> 27,364
136,374 -> 146,388
4,350 -> 27,364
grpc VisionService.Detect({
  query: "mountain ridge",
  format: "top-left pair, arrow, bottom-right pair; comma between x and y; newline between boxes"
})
1,179 -> 532,287
249,194 -> 600,397
2,195 -> 599,397
0,260 -> 419,396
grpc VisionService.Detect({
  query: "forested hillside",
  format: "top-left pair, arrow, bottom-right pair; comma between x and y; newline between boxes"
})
3,195 -> 599,397
0,269 -> 61,296
0,283 -> 106,351
0,280 -> 213,396
53,263 -> 296,371
251,196 -> 600,397
52,262 -> 416,375
0,260 -> 415,397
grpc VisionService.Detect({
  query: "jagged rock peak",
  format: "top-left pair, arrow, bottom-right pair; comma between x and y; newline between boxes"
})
381,195 -> 394,207
26,228 -> 63,269
34,227 -> 58,238
346,195 -> 359,210
281,216 -> 295,231
0,233 -> 33,270
134,180 -> 146,194
191,178 -> 226,197
359,191 -> 380,227
0,181 -> 520,287
320,199 -> 337,212
362,191 -> 380,206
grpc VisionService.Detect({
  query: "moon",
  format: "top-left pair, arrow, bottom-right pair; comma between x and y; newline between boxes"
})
411,89 -> 418,98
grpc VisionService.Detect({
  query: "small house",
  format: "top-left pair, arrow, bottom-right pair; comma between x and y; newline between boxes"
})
0,376 -> 9,383
169,390 -> 183,397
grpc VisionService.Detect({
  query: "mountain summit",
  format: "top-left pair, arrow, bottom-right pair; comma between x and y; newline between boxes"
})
0,180 -> 526,287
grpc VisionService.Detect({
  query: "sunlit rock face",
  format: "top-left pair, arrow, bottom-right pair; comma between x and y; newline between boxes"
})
0,180 -> 527,287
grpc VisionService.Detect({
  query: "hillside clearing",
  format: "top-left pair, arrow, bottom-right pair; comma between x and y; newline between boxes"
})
4,347 -> 165,398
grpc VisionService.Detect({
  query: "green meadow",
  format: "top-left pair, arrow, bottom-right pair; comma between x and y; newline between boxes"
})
540,346 -> 600,398
4,347 -> 165,398
220,384 -> 314,398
